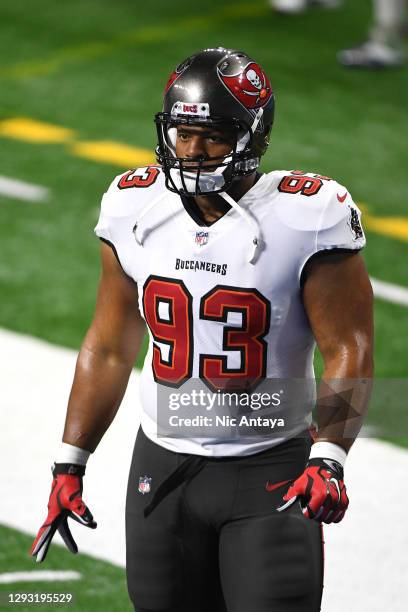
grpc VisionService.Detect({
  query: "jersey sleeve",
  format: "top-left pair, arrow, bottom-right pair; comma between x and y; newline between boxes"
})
316,185 -> 366,253
94,169 -> 153,280
94,172 -> 134,245
94,167 -> 165,280
293,179 -> 366,285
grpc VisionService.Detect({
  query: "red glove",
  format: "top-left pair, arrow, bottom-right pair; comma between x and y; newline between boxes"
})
31,464 -> 96,562
276,458 -> 349,523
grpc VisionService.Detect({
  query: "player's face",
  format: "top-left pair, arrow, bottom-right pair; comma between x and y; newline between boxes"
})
175,124 -> 236,169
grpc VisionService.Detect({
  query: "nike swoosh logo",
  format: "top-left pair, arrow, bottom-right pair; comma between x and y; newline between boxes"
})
337,192 -> 348,203
265,479 -> 292,492
329,477 -> 341,500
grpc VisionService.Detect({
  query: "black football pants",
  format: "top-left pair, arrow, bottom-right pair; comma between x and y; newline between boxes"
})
126,428 -> 324,612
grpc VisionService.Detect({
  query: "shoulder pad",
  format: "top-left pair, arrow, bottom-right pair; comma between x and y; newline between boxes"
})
273,172 -> 365,250
101,166 -> 166,218
95,165 -> 166,243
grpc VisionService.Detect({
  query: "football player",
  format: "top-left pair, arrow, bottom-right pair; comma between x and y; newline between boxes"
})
32,48 -> 373,612
338,0 -> 407,69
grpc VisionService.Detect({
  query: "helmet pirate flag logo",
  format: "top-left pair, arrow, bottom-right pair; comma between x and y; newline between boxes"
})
217,61 -> 273,110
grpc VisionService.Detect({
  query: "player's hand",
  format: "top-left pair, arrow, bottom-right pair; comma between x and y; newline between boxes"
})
31,464 -> 97,562
276,458 -> 349,523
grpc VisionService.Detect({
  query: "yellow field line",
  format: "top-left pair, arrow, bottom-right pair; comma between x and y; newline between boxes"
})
364,214 -> 408,242
357,202 -> 408,242
0,117 -> 76,143
0,3 -> 269,80
0,117 -> 154,167
70,140 -> 154,168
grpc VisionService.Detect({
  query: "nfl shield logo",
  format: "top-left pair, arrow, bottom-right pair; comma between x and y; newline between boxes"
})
138,475 -> 152,495
195,231 -> 209,247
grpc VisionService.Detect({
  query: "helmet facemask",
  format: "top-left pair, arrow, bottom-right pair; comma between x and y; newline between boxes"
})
155,113 -> 260,196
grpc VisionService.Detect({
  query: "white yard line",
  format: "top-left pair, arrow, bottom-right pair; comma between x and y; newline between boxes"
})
1,328 -> 408,611
0,571 -> 81,584
370,277 -> 408,307
0,176 -> 49,202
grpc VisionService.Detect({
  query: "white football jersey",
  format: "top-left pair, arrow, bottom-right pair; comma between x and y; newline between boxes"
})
95,166 -> 365,456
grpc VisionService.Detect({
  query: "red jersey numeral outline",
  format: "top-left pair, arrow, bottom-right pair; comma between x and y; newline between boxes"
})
199,286 -> 271,392
278,174 -> 323,197
142,276 -> 193,388
278,170 -> 332,197
118,166 -> 160,190
142,276 -> 271,391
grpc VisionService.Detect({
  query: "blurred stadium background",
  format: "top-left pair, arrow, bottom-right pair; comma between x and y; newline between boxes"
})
1,0 -> 407,610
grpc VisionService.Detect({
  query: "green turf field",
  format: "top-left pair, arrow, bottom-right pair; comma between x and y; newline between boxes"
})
0,525 -> 131,611
1,0 -> 407,604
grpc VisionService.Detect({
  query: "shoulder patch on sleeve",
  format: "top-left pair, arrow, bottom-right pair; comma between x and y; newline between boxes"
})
317,181 -> 366,251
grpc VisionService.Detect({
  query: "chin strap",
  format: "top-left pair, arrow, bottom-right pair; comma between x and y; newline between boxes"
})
251,108 -> 264,134
220,191 -> 261,265
132,186 -> 261,265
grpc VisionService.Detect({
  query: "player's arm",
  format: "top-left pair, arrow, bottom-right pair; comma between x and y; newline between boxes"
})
303,250 -> 374,450
31,242 -> 146,561
62,241 -> 146,451
277,251 -> 373,523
